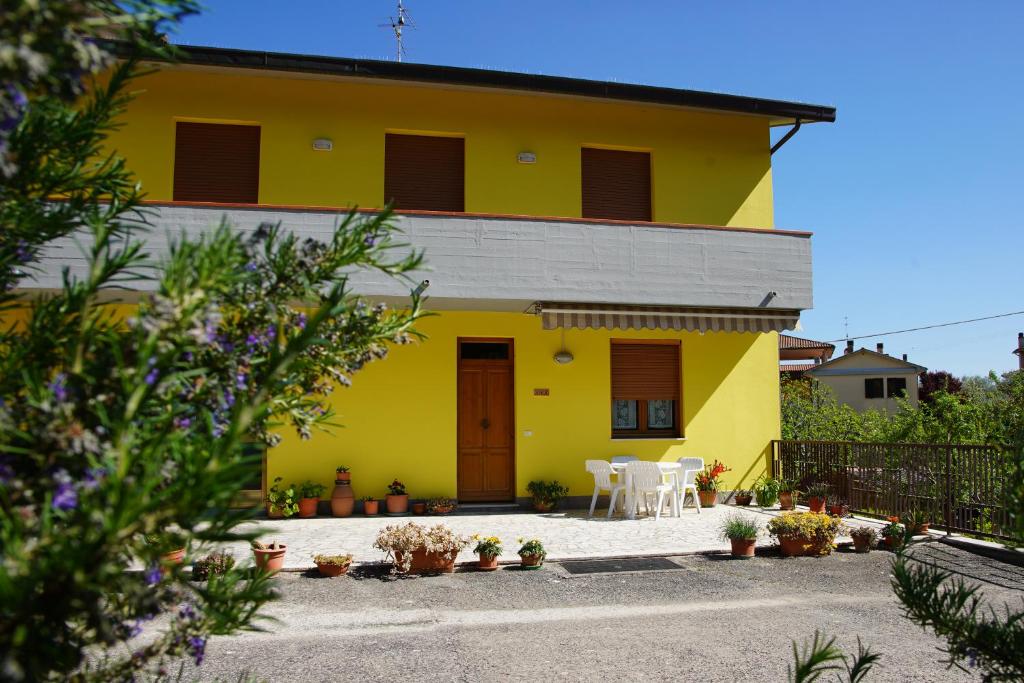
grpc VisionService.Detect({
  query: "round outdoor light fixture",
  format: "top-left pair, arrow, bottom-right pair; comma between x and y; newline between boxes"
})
553,350 -> 574,364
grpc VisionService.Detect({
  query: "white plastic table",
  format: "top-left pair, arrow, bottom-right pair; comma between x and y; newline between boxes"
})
609,461 -> 682,520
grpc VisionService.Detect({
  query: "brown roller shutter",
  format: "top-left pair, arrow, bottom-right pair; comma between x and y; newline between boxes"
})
173,122 -> 260,204
581,147 -> 652,222
611,342 -> 680,400
385,133 -> 464,212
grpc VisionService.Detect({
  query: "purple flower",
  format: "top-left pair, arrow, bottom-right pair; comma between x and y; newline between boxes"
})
144,368 -> 159,386
49,373 -> 68,402
187,635 -> 206,666
222,341 -> 234,353
179,602 -> 197,621
235,372 -> 247,390
364,233 -> 377,247
244,261 -> 258,272
14,240 -> 31,264
128,619 -> 143,638
174,416 -> 192,429
266,325 -> 276,341
52,481 -> 77,511
245,334 -> 259,348
81,467 -> 105,491
295,313 -> 307,330
222,389 -> 235,408
144,563 -> 162,586
182,352 -> 194,362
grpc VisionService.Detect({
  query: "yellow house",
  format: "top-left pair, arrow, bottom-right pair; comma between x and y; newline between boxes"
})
21,45 -> 836,507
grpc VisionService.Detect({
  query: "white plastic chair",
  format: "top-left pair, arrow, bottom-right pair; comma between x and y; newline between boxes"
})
627,461 -> 678,521
675,457 -> 704,514
609,455 -> 637,504
585,460 -> 626,518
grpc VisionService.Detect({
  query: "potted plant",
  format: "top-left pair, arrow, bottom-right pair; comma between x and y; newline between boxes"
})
850,526 -> 878,554
363,496 -> 379,516
829,499 -> 850,517
778,479 -> 798,511
733,489 -> 753,506
526,480 -> 569,512
373,522 -> 469,574
427,497 -> 458,515
266,477 -> 298,518
335,465 -> 351,483
694,460 -> 731,508
472,534 -> 503,571
902,510 -> 930,535
251,540 -> 287,572
330,471 -> 355,518
804,482 -> 830,514
767,511 -> 844,557
297,480 -> 326,518
313,553 -> 353,577
517,537 -> 546,568
411,501 -> 427,515
720,514 -> 759,558
191,551 -> 235,581
881,520 -> 906,550
385,479 -> 409,514
753,475 -> 781,508
145,532 -> 186,568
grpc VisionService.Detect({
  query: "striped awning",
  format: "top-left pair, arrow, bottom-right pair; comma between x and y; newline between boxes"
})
537,302 -> 800,333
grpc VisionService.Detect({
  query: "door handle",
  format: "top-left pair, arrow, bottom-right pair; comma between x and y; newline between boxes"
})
481,418 -> 490,430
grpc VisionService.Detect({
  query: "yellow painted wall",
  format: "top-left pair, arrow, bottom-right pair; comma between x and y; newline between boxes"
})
269,311 -> 781,500
108,67 -> 775,228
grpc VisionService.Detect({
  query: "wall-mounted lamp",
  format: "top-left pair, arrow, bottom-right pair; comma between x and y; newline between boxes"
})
517,151 -> 537,164
553,328 -> 573,364
312,138 -> 333,152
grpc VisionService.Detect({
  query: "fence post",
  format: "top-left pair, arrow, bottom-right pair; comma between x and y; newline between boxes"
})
944,444 -> 953,536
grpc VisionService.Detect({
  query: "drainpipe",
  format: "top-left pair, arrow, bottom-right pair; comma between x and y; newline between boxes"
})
770,119 -> 803,155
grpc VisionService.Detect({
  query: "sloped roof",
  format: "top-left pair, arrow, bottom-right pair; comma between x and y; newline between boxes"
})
780,334 -> 835,351
780,363 -> 817,373
805,348 -> 926,376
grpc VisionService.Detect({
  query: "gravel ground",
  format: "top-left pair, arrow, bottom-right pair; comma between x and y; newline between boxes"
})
170,541 -> 1022,682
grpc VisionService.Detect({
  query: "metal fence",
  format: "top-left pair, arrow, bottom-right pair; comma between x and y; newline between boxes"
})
771,440 -> 1014,541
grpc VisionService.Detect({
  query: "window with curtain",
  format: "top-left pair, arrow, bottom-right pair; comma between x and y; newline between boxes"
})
610,341 -> 681,438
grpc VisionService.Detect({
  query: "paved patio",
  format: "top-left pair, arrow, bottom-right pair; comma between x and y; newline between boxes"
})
217,505 -> 887,569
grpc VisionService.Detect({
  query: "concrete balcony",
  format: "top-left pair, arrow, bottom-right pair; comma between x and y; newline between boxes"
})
32,202 -> 812,313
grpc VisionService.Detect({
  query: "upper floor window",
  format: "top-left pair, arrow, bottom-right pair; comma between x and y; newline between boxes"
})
887,377 -> 907,398
581,147 -> 652,222
864,378 -> 884,399
173,122 -> 260,204
611,340 -> 680,438
385,133 -> 464,212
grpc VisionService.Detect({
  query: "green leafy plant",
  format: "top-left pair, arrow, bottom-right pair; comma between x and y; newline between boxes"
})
517,537 -> 546,559
387,479 -> 407,496
720,514 -> 759,540
191,552 -> 236,582
805,482 -> 831,499
778,478 -> 799,494
880,521 -> 905,540
789,631 -> 880,682
472,535 -> 503,558
362,495 -> 376,502
754,475 -> 782,507
850,526 -> 878,545
266,478 -> 299,517
336,465 -> 350,473
901,509 -> 930,533
299,481 -> 327,499
526,480 -> 569,507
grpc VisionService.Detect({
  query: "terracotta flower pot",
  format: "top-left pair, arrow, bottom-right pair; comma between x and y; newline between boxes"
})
520,553 -> 544,568
911,523 -> 930,535
411,502 -> 427,515
807,496 -> 827,514
335,471 -> 351,483
162,548 -> 186,564
267,505 -> 283,519
729,538 -> 756,558
779,492 -> 795,510
853,536 -> 872,554
883,535 -> 902,551
734,495 -> 752,507
430,505 -> 455,515
394,548 -> 457,574
252,545 -> 287,572
363,500 -> 379,516
478,554 -> 499,571
698,490 -> 717,508
778,535 -> 813,557
298,497 -> 319,518
533,500 -> 556,513
315,561 -> 351,577
385,494 -> 409,514
331,480 -> 355,517
829,504 -> 849,517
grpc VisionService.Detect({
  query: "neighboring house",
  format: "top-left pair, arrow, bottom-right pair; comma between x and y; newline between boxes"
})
805,342 -> 925,414
779,334 -> 835,380
12,45 -> 836,504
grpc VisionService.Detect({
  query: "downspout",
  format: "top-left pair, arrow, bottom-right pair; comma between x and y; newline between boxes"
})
770,118 -> 802,155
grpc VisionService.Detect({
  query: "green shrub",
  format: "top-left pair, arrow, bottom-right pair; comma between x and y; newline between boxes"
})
526,480 -> 569,505
299,481 -> 327,499
720,514 -> 759,540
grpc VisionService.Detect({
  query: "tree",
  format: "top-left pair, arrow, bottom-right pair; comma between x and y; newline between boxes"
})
0,3 -> 424,680
919,371 -> 963,404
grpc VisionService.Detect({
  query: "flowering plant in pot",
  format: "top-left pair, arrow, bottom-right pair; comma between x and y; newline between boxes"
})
829,499 -> 851,517
472,535 -> 503,571
732,489 -> 753,506
777,479 -> 799,511
720,514 -> 759,558
881,521 -> 906,550
427,497 -> 458,515
363,496 -> 380,516
373,522 -> 469,574
297,481 -> 326,518
144,532 -> 187,567
850,526 -> 878,554
901,510 -> 931,535
694,460 -> 731,507
266,477 -> 298,518
517,538 -> 546,568
526,480 -> 569,512
313,553 -> 353,577
767,512 -> 844,557
753,475 -> 781,508
251,540 -> 287,573
386,479 -> 409,514
335,465 -> 351,482
804,482 -> 830,514
191,551 -> 236,581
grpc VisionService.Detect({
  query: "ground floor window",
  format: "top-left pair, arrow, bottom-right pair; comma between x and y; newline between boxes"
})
610,340 -> 681,438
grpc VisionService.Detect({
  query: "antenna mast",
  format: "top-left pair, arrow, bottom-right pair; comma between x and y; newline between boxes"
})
383,1 -> 413,62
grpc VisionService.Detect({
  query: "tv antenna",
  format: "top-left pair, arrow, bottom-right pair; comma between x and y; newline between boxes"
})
380,1 -> 414,62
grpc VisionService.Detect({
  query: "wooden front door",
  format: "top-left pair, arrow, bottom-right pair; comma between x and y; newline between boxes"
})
457,339 -> 515,502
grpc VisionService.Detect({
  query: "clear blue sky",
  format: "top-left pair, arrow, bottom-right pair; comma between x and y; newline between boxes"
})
173,2 -> 1024,377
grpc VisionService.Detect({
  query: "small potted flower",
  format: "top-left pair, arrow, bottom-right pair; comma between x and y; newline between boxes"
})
695,460 -> 731,508
881,520 -> 906,550
335,465 -> 351,483
145,532 -> 186,567
778,478 -> 798,511
363,496 -> 379,516
373,522 -> 469,574
472,535 -> 503,571
386,479 -> 409,514
427,497 -> 458,515
829,499 -> 850,517
804,482 -> 830,514
733,489 -> 753,506
266,477 -> 298,518
297,480 -> 326,518
191,551 -> 235,581
526,480 -> 569,512
850,526 -> 877,553
902,510 -> 930,535
313,553 -> 353,578
251,540 -> 287,572
517,537 -> 546,568
720,514 -> 759,558
411,501 -> 427,515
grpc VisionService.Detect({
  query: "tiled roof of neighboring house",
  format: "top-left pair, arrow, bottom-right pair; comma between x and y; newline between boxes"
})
805,348 -> 927,376
119,43 -> 836,126
779,334 -> 835,350
780,363 -> 817,373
